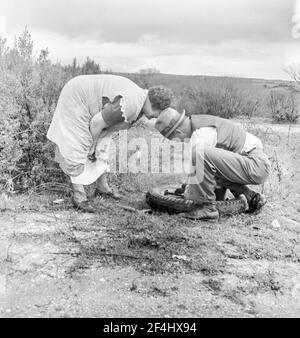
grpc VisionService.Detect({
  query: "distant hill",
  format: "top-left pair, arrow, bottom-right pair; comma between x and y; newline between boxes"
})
117,72 -> 292,91
115,72 -> 296,119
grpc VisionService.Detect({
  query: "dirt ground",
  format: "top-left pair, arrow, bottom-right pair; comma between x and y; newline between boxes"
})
0,123 -> 299,318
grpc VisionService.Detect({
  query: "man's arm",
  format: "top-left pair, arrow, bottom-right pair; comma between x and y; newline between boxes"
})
88,111 -> 109,160
88,96 -> 127,160
90,95 -> 125,143
90,112 -> 109,142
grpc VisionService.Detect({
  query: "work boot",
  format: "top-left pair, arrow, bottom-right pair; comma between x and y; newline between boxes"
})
236,187 -> 266,214
228,185 -> 266,214
248,191 -> 266,214
214,187 -> 227,201
72,199 -> 96,213
180,201 -> 219,221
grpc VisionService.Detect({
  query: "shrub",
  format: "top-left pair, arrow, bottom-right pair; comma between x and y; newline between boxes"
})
0,28 -> 69,192
268,90 -> 299,123
176,79 -> 260,119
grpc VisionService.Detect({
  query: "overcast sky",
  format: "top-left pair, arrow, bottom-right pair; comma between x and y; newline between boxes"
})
1,0 -> 300,79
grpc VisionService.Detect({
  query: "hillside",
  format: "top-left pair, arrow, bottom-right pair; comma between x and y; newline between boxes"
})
116,72 -> 295,119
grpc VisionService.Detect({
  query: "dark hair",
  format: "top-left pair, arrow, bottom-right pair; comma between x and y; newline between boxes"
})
148,86 -> 174,111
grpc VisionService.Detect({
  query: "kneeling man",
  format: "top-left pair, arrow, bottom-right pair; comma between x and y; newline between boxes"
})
155,109 -> 270,220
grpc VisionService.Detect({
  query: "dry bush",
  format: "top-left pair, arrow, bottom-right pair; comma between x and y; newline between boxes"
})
0,28 -> 69,192
129,70 -> 161,89
176,78 -> 260,119
267,90 -> 299,123
285,63 -> 300,86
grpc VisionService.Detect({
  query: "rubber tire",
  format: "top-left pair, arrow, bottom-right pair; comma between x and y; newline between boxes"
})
146,187 -> 247,215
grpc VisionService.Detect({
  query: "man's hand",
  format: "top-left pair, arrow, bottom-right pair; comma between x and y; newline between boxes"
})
88,96 -> 125,162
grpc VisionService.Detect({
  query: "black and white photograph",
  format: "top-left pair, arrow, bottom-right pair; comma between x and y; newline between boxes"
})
0,0 -> 299,320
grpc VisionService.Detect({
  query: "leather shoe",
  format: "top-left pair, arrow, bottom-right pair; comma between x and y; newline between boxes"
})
248,192 -> 267,214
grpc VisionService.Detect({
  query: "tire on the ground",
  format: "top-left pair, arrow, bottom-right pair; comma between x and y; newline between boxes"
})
146,187 -> 247,215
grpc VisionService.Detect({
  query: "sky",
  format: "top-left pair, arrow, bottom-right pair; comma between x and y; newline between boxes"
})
0,0 -> 300,80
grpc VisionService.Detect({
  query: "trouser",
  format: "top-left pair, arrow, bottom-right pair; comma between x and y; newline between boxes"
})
184,146 -> 270,202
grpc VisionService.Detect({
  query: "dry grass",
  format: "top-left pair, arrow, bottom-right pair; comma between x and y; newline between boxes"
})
1,120 -> 299,317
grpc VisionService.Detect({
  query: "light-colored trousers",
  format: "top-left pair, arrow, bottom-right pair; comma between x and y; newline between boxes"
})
184,146 -> 270,202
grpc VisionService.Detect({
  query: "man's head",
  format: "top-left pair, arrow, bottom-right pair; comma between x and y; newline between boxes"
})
155,108 -> 192,141
143,86 -> 174,119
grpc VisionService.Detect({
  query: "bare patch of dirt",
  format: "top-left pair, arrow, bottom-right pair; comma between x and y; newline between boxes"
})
0,189 -> 299,317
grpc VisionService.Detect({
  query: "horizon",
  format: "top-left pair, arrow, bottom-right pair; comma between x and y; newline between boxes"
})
1,0 -> 300,81
0,26 -> 295,83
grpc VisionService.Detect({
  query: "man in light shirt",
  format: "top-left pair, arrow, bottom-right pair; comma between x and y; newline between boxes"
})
155,108 -> 270,221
